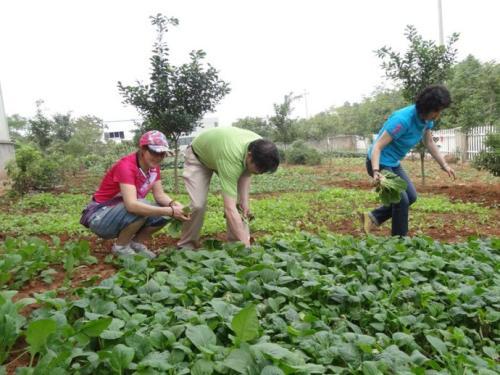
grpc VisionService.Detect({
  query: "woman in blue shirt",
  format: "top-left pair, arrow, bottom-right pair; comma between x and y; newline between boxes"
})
362,85 -> 456,237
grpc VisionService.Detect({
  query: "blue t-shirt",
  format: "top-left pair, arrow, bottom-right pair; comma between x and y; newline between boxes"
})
368,105 -> 434,167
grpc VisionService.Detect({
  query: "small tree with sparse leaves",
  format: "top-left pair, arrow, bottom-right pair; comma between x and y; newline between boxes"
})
118,14 -> 230,192
376,25 -> 459,184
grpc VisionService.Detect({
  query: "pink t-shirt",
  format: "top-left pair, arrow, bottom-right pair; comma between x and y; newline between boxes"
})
93,152 -> 161,203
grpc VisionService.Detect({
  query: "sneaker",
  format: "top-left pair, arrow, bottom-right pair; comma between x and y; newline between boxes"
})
130,241 -> 157,259
359,212 -> 376,234
111,244 -> 136,257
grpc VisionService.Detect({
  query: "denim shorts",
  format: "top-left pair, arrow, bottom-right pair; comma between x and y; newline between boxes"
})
88,199 -> 168,239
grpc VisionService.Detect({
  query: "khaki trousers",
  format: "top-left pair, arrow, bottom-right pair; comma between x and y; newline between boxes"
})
178,146 -> 249,248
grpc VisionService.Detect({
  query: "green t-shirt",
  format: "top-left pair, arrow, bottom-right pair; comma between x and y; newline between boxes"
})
192,127 -> 261,198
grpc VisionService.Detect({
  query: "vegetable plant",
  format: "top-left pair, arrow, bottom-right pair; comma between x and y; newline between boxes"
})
375,170 -> 408,206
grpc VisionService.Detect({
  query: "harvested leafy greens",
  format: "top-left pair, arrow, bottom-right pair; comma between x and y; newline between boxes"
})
375,170 -> 408,206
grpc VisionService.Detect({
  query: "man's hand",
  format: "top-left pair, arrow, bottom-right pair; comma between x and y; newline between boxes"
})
238,203 -> 250,218
442,164 -> 456,180
237,203 -> 254,222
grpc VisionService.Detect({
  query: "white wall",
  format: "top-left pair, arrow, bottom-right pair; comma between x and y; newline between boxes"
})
0,82 -> 11,141
0,81 -> 15,178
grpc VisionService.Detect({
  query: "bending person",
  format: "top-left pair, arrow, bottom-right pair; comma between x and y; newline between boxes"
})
361,85 -> 456,237
178,127 -> 280,249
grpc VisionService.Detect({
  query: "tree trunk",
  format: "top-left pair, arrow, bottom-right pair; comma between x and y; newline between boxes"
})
419,149 -> 426,186
173,138 -> 179,194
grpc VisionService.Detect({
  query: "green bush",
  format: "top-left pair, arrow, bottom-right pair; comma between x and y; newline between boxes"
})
81,141 -> 136,174
286,141 -> 322,165
6,144 -> 60,195
472,131 -> 500,176
277,147 -> 286,162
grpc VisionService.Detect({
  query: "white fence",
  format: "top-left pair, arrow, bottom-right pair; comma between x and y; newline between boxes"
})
432,125 -> 496,160
466,125 -> 496,159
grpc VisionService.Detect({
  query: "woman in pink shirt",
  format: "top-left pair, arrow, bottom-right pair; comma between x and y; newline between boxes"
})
81,130 -> 190,258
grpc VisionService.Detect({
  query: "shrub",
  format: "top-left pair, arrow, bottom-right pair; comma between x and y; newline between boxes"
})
6,144 -> 60,195
286,141 -> 322,165
472,131 -> 500,176
277,148 -> 286,162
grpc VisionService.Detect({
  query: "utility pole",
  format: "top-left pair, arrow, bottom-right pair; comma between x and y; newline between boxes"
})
437,0 -> 444,45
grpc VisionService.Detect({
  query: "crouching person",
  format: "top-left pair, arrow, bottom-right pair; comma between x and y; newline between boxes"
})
80,130 -> 190,258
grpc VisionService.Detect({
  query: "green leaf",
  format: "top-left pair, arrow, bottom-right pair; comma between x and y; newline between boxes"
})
109,344 -> 135,373
100,318 -> 125,340
252,342 -> 292,360
167,219 -> 183,238
362,361 -> 383,375
482,346 -> 498,360
378,171 -> 407,206
137,351 -> 172,371
261,366 -> 285,375
26,319 -> 57,355
192,359 -> 214,375
231,304 -> 259,342
223,348 -> 253,374
185,325 -> 216,351
425,335 -> 448,356
79,317 -> 112,337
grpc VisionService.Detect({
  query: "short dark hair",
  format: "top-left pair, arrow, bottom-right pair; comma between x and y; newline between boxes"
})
415,85 -> 451,116
248,139 -> 280,173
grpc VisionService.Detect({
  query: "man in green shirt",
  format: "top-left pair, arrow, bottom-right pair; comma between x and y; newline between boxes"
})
178,127 -> 280,249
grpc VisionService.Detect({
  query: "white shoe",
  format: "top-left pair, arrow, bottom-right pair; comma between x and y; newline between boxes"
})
111,244 -> 136,257
130,241 -> 157,259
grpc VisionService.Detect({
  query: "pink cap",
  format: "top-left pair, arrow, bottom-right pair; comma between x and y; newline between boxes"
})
139,130 -> 170,153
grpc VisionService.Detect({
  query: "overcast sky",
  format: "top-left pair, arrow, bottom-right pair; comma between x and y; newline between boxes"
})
1,0 -> 499,128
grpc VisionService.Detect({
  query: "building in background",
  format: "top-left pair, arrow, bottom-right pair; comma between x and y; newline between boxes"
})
178,117 -> 218,150
102,119 -> 137,142
102,117 -> 219,148
0,82 -> 15,180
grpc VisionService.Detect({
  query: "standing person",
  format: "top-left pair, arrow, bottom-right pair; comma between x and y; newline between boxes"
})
80,130 -> 190,258
178,127 -> 280,249
361,85 -> 456,237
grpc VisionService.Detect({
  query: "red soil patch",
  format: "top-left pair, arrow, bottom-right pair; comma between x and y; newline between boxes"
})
329,179 -> 500,208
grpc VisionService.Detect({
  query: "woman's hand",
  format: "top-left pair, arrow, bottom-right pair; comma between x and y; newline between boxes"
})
442,164 -> 456,180
171,206 -> 191,221
372,170 -> 383,183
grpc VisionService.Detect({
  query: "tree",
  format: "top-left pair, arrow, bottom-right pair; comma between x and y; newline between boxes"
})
28,100 -> 53,151
442,56 -> 500,131
118,14 -> 230,192
472,130 -> 500,176
376,25 -> 459,184
269,92 -> 300,150
52,112 -> 74,142
295,112 -> 338,142
7,114 -> 29,142
232,117 -> 272,138
64,115 -> 105,157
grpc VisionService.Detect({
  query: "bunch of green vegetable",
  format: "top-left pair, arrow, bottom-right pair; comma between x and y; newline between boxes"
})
165,206 -> 192,237
375,170 -> 408,206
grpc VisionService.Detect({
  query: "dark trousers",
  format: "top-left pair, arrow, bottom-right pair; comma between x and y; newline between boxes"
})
365,158 -> 417,237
